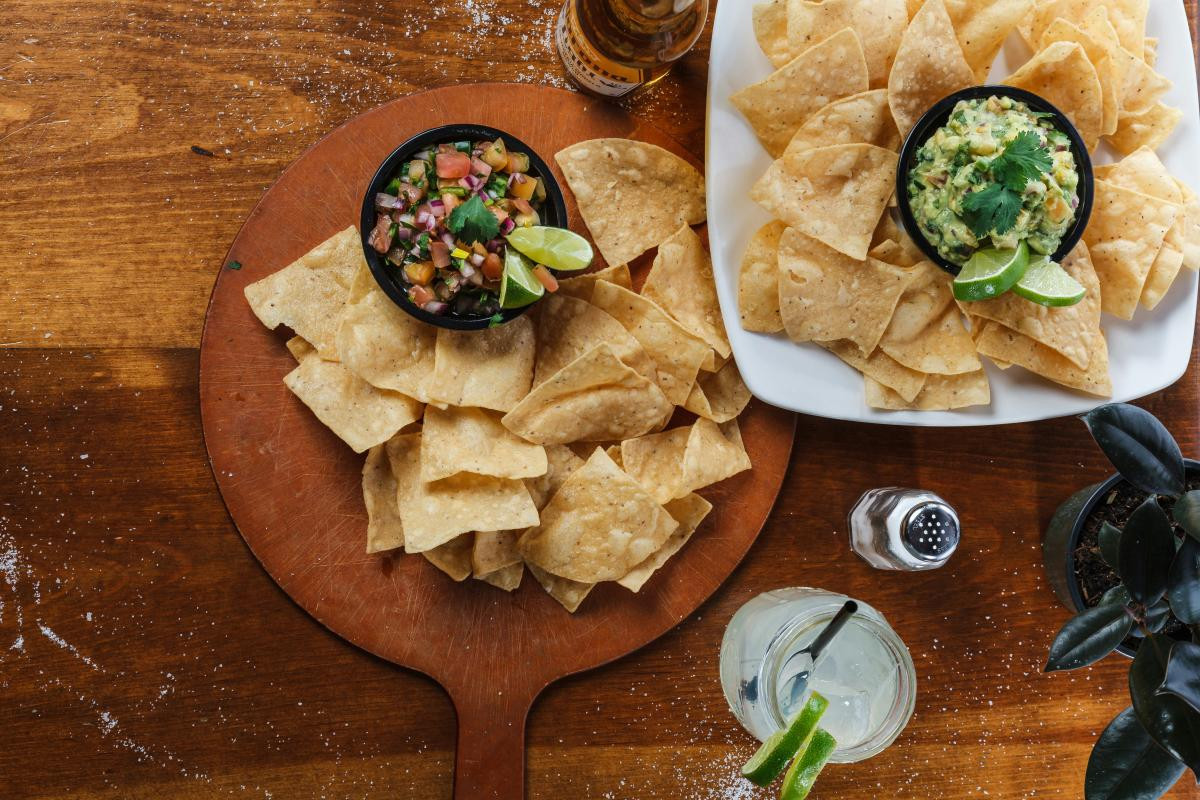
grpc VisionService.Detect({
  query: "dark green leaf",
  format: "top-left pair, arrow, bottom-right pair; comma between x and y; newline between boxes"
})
1130,634 -> 1200,777
1086,707 -> 1186,800
1130,598 -> 1171,639
1101,585 -> 1132,606
1158,642 -> 1200,715
990,131 -> 1054,193
1119,499 -> 1177,606
1080,404 -> 1185,497
1045,601 -> 1133,672
961,183 -> 1022,238
1172,491 -> 1200,543
1100,521 -> 1123,571
1167,538 -> 1200,624
227,260 -> 242,270
447,194 -> 500,245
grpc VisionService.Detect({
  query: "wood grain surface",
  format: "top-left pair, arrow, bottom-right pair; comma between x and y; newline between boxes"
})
2,2 -> 1199,799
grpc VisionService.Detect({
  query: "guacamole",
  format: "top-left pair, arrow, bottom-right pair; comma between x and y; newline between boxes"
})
907,95 -> 1079,267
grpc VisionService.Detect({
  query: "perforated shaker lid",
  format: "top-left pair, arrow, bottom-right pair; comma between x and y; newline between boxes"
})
901,502 -> 960,563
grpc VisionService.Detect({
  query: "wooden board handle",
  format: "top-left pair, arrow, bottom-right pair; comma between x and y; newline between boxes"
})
451,680 -> 537,800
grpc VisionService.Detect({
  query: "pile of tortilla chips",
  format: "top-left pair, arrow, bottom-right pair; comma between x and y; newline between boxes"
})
244,140 -> 754,612
740,0 -> 1199,410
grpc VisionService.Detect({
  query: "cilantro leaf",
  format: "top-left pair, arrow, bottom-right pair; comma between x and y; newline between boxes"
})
447,194 -> 499,244
961,183 -> 1023,238
989,131 -> 1053,193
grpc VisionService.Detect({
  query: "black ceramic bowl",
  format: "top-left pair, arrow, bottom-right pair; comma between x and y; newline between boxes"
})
359,123 -> 568,331
896,85 -> 1094,276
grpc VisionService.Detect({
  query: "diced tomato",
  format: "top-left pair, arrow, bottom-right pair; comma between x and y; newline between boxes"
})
482,252 -> 503,280
489,205 -> 510,225
430,241 -> 451,269
405,261 -> 435,285
532,265 -> 558,293
471,157 -> 493,177
410,285 -> 436,306
509,173 -> 537,201
435,151 -> 472,179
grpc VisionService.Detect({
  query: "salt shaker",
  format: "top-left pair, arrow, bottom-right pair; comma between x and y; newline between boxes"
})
848,487 -> 960,571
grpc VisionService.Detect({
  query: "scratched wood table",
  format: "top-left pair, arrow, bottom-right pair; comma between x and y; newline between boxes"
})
1,2 -> 1198,799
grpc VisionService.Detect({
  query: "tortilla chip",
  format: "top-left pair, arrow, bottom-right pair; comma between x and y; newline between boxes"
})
1040,16 -> 1121,136
336,263 -> 437,402
1030,0 -> 1145,56
820,340 -> 927,402
866,369 -> 990,410
880,264 -> 980,374
518,448 -> 678,583
533,293 -> 656,387
477,562 -> 523,592
975,321 -> 1111,396
1174,180 -> 1200,271
422,535 -> 474,582
752,144 -> 898,261
472,531 -> 521,575
286,336 -> 315,361
942,0 -> 1032,81
1101,0 -> 1149,56
1144,37 -> 1158,67
1107,102 -> 1182,155
589,281 -> 712,405
641,225 -> 731,360
284,351 -> 423,453
782,90 -> 901,156
1102,146 -> 1182,203
428,317 -> 535,412
684,360 -> 753,423
1120,53 -> 1172,114
244,226 -> 360,360
386,434 -> 539,554
888,0 -> 975,136
502,343 -> 673,445
617,494 -> 713,592
731,28 -> 870,157
363,443 -> 404,553
555,139 -> 705,266
1141,245 -> 1185,311
1003,41 -> 1104,151
1083,179 -> 1178,319
966,242 -> 1101,370
555,263 -> 634,302
528,564 -> 593,613
525,444 -> 587,510
621,419 -> 752,505
420,405 -> 548,483
753,0 -> 793,67
785,0 -> 907,87
738,221 -> 788,333
777,229 -> 914,355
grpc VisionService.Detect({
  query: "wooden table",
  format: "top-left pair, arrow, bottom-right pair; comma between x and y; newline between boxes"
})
1,2 -> 1197,798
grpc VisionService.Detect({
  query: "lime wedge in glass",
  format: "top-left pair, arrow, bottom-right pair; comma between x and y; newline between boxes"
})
506,226 -> 594,272
952,242 -> 1030,302
499,248 -> 545,309
779,728 -> 838,800
740,692 -> 829,787
1011,255 -> 1086,307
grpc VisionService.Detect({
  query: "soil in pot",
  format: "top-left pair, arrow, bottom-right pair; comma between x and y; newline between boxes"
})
1074,474 -> 1199,642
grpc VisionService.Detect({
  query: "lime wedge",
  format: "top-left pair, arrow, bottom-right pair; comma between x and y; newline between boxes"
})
952,242 -> 1030,302
740,692 -> 829,787
1011,255 -> 1086,307
779,728 -> 838,800
499,248 -> 545,309
506,226 -> 594,272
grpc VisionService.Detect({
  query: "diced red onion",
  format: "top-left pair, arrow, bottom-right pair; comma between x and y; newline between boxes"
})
441,232 -> 456,248
430,199 -> 446,218
397,213 -> 416,227
501,217 -> 516,235
413,150 -> 432,161
460,263 -> 477,279
415,210 -> 431,226
469,253 -> 485,267
422,301 -> 449,314
375,193 -> 402,210
471,157 -> 493,177
393,227 -> 412,241
485,239 -> 502,253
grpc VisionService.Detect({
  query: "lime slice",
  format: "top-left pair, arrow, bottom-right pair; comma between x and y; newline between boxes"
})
1011,255 -> 1086,307
740,692 -> 829,787
779,728 -> 838,800
952,242 -> 1030,302
506,226 -> 594,272
499,248 -> 545,309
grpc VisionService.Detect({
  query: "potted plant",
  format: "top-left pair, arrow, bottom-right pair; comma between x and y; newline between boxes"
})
1042,403 -> 1199,800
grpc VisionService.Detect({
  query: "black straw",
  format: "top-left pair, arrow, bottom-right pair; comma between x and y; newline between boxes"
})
809,601 -> 858,663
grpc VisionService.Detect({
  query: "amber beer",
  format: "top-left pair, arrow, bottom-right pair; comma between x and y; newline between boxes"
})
556,0 -> 709,98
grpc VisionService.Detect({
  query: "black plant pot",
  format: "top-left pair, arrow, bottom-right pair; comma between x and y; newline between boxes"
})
1043,459 -> 1200,659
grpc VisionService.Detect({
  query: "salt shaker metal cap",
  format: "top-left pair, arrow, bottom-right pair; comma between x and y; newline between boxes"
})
848,487 -> 960,571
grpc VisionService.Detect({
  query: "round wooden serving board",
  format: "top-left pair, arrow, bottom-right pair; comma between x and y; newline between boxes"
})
198,84 -> 795,800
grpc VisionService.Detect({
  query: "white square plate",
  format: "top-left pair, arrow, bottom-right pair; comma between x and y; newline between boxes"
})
707,0 -> 1200,426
